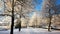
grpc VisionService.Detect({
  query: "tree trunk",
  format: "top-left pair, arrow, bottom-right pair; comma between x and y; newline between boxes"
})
18,4 -> 23,32
48,9 -> 52,32
19,18 -> 21,31
10,0 -> 14,34
19,25 -> 21,31
48,17 -> 51,32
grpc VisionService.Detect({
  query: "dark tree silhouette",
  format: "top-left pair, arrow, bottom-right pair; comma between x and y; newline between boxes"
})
10,0 -> 14,34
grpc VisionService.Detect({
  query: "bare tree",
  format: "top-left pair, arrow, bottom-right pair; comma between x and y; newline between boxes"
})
41,0 -> 57,31
3,0 -> 37,32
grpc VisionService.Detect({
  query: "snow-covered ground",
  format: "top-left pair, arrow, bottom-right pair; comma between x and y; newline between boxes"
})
0,28 -> 60,34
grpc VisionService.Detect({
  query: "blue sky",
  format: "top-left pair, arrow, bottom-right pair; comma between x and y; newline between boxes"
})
0,0 -> 60,17
3,0 -> 60,18
35,0 -> 60,11
35,0 -> 43,11
0,0 -> 60,12
29,0 -> 60,17
56,0 -> 60,5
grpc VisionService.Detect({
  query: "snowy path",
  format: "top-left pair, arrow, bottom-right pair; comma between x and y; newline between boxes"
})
0,28 -> 60,34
